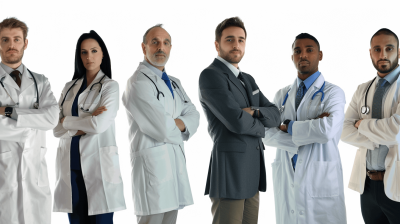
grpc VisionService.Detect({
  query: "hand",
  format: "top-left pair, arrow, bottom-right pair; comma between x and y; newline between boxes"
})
92,106 -> 107,116
0,107 -> 5,115
355,119 -> 363,129
279,124 -> 288,132
60,117 -> 65,123
317,112 -> 330,119
174,119 -> 186,132
242,107 -> 255,116
75,130 -> 86,136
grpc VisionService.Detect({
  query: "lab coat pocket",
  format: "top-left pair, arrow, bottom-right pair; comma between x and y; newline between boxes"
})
143,145 -> 173,186
307,161 -> 339,197
271,161 -> 282,196
0,150 -> 17,191
100,146 -> 122,184
307,104 -> 324,120
38,147 -> 49,186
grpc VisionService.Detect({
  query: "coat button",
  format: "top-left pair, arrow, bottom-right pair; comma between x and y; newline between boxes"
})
299,211 -> 304,215
291,210 -> 294,214
256,146 -> 260,150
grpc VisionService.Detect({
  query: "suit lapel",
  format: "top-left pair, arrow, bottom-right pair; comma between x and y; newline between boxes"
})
240,73 -> 255,106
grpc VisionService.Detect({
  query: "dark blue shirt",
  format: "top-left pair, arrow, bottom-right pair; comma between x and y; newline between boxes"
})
70,76 -> 87,170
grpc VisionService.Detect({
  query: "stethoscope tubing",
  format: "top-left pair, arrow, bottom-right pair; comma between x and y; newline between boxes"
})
361,77 -> 377,115
0,69 -> 39,109
141,72 -> 188,103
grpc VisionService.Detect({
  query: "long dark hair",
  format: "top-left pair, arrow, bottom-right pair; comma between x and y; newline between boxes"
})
72,30 -> 112,80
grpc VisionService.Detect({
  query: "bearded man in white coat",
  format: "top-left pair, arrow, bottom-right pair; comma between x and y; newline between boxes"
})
0,18 -> 58,224
122,24 -> 200,224
341,28 -> 400,224
263,33 -> 347,224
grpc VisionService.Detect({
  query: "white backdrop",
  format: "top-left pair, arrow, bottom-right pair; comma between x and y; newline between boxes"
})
2,0 -> 399,223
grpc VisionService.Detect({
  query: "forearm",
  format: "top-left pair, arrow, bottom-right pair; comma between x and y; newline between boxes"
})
358,116 -> 400,145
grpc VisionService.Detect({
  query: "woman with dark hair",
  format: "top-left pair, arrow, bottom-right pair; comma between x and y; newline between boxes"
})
53,30 -> 126,224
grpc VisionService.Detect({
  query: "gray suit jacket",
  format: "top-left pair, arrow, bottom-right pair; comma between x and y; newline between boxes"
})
199,59 -> 280,199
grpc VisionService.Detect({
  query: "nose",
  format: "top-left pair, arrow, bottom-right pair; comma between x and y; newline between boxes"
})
380,49 -> 388,59
233,40 -> 240,49
300,51 -> 308,60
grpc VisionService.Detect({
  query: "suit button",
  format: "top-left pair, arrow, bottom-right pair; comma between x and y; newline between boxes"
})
256,146 -> 260,150
256,132 -> 260,135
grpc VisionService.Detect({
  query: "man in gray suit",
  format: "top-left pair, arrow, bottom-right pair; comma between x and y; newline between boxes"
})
199,17 -> 280,224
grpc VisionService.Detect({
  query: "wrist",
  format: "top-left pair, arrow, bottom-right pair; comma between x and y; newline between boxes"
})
0,107 -> 5,115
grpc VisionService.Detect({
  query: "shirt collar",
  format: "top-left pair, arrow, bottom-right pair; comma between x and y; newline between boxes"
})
376,64 -> 400,84
216,55 -> 240,77
142,59 -> 165,79
297,71 -> 321,90
0,62 -> 24,76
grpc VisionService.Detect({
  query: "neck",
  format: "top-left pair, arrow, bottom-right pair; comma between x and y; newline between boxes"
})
1,60 -> 22,70
378,64 -> 399,78
146,57 -> 164,71
297,69 -> 318,81
86,68 -> 100,86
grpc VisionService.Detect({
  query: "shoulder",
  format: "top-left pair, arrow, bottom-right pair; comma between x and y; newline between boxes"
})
274,85 -> 291,98
103,76 -> 119,89
28,70 -> 47,83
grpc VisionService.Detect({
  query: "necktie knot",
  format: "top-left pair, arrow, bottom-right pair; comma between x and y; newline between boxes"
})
162,72 -> 170,81
10,70 -> 21,88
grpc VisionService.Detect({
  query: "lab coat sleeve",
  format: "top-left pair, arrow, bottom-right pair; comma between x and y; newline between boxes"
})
199,69 -> 265,137
174,79 -> 200,141
63,80 -> 119,135
263,90 -> 298,154
14,75 -> 59,131
292,85 -> 346,145
341,86 -> 378,149
122,74 -> 182,145
0,116 -> 32,142
53,86 -> 71,139
357,97 -> 400,146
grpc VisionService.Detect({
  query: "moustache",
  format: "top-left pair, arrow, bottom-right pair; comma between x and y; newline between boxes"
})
230,50 -> 241,53
7,49 -> 18,53
378,59 -> 390,63
299,59 -> 310,64
154,51 -> 166,56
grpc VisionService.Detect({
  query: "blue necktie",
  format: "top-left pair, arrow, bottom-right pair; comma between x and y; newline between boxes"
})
292,81 -> 305,169
162,72 -> 174,99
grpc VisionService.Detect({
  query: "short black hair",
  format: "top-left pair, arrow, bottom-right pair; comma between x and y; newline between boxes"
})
142,24 -> 171,44
370,28 -> 399,48
215,17 -> 247,42
73,30 -> 112,80
292,33 -> 320,50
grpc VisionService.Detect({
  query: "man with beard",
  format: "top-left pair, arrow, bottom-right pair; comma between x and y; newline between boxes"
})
263,33 -> 347,224
0,18 -> 58,224
122,24 -> 200,224
198,17 -> 280,224
342,28 -> 400,224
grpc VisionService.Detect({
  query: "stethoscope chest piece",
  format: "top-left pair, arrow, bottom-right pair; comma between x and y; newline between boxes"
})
361,106 -> 370,115
33,102 -> 39,109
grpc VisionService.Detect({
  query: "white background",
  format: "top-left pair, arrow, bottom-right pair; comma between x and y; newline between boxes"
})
2,0 -> 400,223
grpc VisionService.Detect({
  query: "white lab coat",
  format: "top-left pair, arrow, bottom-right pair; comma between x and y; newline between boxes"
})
263,74 -> 347,224
53,70 -> 126,215
341,76 -> 400,202
122,62 -> 200,216
0,65 -> 59,224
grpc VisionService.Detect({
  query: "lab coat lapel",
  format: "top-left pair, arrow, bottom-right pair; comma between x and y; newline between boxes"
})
81,70 -> 105,95
296,74 -> 325,119
19,67 -> 34,94
0,67 -> 19,90
364,77 -> 378,119
384,78 -> 398,118
283,79 -> 297,121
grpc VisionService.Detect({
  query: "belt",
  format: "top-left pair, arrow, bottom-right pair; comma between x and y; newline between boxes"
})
367,170 -> 385,181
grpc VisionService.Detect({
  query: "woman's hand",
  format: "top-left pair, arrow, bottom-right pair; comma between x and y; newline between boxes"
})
92,106 -> 107,116
75,130 -> 86,136
60,117 -> 66,123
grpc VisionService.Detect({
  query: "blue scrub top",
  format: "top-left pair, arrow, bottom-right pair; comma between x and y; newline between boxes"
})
70,76 -> 87,170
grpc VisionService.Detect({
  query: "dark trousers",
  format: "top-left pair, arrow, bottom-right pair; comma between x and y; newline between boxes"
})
361,177 -> 400,224
68,169 -> 114,224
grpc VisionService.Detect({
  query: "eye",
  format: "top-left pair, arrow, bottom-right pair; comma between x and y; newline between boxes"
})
227,39 -> 232,42
307,48 -> 313,52
374,48 -> 380,52
15,38 -> 19,42
1,39 -> 7,43
81,51 -> 87,55
164,42 -> 170,46
152,40 -> 157,44
92,49 -> 97,53
387,47 -> 393,51
294,50 -> 300,54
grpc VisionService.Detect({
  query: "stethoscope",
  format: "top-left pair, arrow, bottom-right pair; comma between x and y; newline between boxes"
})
0,69 -> 39,109
361,77 -> 377,115
280,82 -> 326,119
141,72 -> 188,103
60,75 -> 106,114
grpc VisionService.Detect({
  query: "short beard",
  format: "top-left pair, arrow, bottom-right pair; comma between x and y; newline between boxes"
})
373,56 -> 399,74
146,48 -> 169,67
219,45 -> 244,64
2,47 -> 24,65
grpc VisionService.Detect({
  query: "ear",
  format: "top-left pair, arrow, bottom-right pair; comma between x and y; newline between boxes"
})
291,54 -> 294,62
398,48 -> 400,56
319,51 -> 323,61
369,48 -> 372,59
215,41 -> 220,54
141,42 -> 146,55
24,38 -> 28,50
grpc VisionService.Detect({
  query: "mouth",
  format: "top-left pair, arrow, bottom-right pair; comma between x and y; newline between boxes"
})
7,50 -> 18,54
299,61 -> 309,66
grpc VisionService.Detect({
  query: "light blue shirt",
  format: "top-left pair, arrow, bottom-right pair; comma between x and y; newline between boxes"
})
366,65 -> 400,171
287,71 -> 321,135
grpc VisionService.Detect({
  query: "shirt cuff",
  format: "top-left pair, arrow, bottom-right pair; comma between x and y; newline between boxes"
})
10,109 -> 18,120
288,121 -> 294,135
